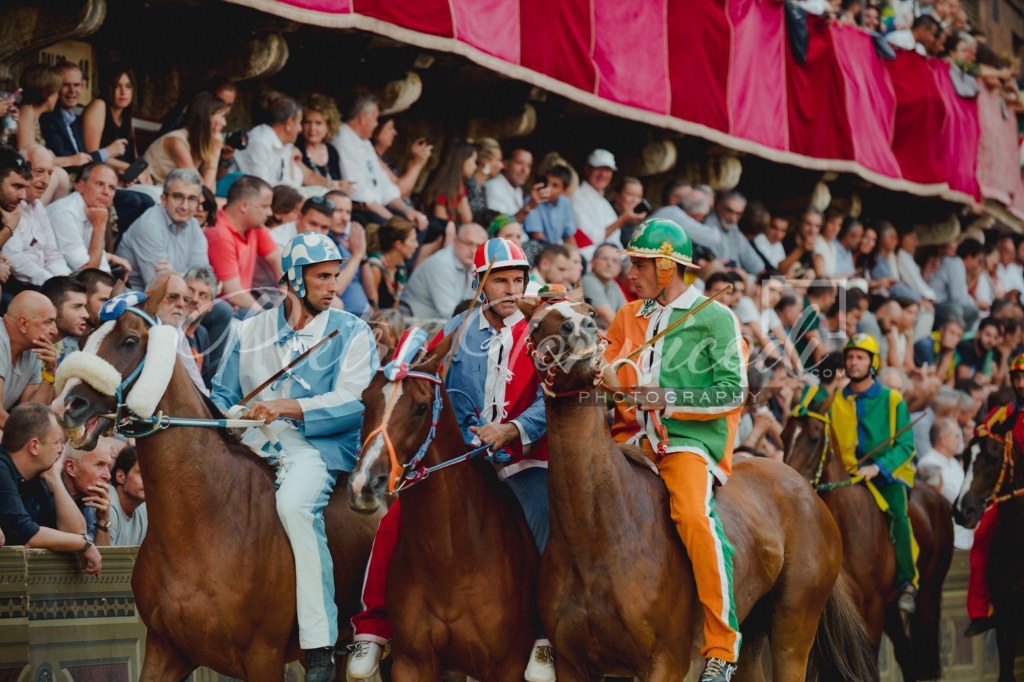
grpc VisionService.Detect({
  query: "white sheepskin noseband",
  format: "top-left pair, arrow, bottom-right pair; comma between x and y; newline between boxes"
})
53,322 -> 179,419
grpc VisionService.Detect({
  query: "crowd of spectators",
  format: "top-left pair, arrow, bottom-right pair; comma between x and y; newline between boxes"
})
0,43 -> 1021,571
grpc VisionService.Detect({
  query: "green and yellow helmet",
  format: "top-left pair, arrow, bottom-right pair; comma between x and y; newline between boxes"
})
619,218 -> 700,289
843,333 -> 881,374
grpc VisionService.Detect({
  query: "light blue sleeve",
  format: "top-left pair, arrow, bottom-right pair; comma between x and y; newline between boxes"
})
562,197 -> 577,238
513,382 -> 548,443
298,322 -> 380,438
210,328 -> 243,412
740,237 -> 765,274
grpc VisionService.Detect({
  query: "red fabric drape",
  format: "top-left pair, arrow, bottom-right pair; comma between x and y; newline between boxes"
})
976,83 -> 1023,207
668,0 -> 731,133
785,16 -> 855,160
593,0 -> 670,112
452,0 -> 520,62
520,0 -> 596,93
884,49 -> 948,185
353,0 -> 452,37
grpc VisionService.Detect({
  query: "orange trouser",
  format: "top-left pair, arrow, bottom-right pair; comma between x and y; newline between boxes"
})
658,450 -> 741,662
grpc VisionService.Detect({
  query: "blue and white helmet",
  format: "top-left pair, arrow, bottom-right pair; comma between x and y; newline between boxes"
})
279,232 -> 346,298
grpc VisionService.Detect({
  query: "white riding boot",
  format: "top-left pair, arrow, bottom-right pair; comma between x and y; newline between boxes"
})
524,642 -> 556,682
346,641 -> 383,680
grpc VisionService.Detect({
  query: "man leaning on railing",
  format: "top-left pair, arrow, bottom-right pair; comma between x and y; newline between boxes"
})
0,402 -> 101,574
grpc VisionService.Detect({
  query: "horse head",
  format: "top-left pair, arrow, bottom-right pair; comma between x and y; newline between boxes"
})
954,416 -> 1017,528
521,287 -> 603,397
57,279 -> 169,451
781,389 -> 835,486
349,328 -> 456,512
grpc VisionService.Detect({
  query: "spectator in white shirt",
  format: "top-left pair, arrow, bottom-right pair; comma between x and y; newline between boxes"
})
2,146 -> 71,289
571,149 -> 646,258
332,93 -> 428,230
483,147 -> 549,224
400,222 -> 487,319
47,163 -> 133,275
917,417 -> 974,549
269,195 -> 335,249
650,185 -> 724,256
146,272 -> 208,396
752,216 -> 788,269
116,168 -> 210,291
885,15 -> 942,57
233,97 -> 304,188
995,235 -> 1024,304
896,228 -> 938,301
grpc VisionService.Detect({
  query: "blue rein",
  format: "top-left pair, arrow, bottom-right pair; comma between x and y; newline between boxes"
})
370,369 -> 510,493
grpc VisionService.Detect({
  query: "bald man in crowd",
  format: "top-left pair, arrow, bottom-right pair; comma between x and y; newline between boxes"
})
0,292 -> 58,428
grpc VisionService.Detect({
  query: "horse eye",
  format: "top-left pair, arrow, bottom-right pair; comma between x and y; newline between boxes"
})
125,337 -> 138,347
416,402 -> 429,417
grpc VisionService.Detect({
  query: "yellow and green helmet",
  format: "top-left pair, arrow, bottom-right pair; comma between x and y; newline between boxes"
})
843,333 -> 881,374
619,218 -> 700,290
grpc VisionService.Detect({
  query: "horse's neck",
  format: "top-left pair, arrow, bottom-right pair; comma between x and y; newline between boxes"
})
544,396 -> 638,537
134,365 -> 246,519
821,447 -> 853,485
398,392 -> 494,544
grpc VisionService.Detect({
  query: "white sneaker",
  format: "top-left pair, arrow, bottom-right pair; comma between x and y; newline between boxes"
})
346,641 -> 382,680
524,645 -> 556,682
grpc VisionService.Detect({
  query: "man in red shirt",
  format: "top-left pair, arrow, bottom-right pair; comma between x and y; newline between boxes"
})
204,176 -> 282,314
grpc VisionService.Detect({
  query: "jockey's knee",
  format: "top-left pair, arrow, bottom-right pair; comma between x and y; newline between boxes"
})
276,490 -> 313,527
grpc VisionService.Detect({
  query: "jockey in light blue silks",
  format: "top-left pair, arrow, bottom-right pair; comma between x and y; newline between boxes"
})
211,232 -> 379,682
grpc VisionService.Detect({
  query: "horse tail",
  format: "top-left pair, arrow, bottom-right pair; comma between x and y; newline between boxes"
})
807,572 -> 880,682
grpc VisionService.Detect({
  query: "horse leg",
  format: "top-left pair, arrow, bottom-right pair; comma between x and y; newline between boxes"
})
138,631 -> 195,682
995,614 -> 1020,682
389,651 -> 442,682
731,632 -> 767,682
883,604 -> 915,682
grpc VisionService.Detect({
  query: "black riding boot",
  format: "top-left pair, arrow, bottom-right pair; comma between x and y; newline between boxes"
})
699,658 -> 737,682
305,646 -> 337,682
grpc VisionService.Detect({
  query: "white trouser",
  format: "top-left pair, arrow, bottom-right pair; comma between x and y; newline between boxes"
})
270,428 -> 339,649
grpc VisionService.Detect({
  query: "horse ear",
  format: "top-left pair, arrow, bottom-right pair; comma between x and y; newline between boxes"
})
371,320 -> 397,363
518,296 -> 543,319
569,285 -> 584,303
817,388 -> 837,414
420,331 -> 456,376
111,279 -> 127,298
141,274 -> 170,318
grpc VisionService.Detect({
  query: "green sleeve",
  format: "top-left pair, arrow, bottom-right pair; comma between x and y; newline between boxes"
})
874,395 -> 915,481
663,304 -> 746,415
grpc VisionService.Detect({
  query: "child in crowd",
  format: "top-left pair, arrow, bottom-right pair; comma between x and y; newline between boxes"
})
524,165 -> 577,246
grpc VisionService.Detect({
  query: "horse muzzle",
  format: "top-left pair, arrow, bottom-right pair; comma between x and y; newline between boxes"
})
952,497 -> 983,529
60,390 -> 113,451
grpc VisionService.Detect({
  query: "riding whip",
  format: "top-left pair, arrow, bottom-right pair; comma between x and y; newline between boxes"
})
855,412 -> 928,466
240,329 -> 340,406
625,284 -> 734,363
442,255 -> 497,381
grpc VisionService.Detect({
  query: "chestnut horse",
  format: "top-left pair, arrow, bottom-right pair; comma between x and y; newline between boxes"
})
953,420 -> 1024,682
56,281 -> 381,682
781,408 -> 954,681
524,296 -> 878,682
348,330 -> 539,682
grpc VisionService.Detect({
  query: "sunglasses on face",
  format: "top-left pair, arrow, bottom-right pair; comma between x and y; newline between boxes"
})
307,196 -> 336,211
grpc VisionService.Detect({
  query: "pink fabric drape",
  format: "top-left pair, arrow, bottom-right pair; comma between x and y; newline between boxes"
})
976,83 -> 1024,207
728,0 -> 788,149
831,24 -> 901,177
929,59 -> 981,201
249,0 -> 1024,208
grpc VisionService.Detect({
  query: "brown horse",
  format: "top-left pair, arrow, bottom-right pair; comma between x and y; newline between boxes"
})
781,408 -> 954,681
523,296 -> 878,682
953,420 -> 1024,682
348,330 -> 539,682
56,280 -> 381,682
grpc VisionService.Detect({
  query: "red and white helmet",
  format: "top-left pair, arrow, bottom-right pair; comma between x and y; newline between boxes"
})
473,238 -> 530,275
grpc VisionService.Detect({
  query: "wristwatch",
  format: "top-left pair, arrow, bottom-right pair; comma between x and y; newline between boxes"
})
95,521 -> 112,533
80,534 -> 94,553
